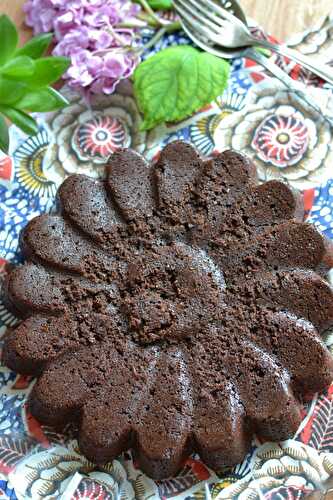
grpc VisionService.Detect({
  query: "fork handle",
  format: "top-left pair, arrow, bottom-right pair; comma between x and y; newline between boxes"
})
242,48 -> 332,124
253,38 -> 333,86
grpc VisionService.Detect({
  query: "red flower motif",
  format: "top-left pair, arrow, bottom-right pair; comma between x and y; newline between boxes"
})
264,485 -> 312,499
252,114 -> 309,168
72,479 -> 111,500
72,115 -> 130,162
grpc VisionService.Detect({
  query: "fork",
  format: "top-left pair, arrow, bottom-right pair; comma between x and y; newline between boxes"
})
174,0 -> 333,124
173,0 -> 333,86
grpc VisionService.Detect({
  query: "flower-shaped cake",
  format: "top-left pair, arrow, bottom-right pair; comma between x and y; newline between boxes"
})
3,141 -> 333,480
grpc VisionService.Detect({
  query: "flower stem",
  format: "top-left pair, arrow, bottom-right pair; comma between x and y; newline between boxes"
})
118,20 -> 147,28
165,20 -> 181,33
140,26 -> 167,52
138,21 -> 181,54
137,0 -> 164,26
105,23 -> 128,46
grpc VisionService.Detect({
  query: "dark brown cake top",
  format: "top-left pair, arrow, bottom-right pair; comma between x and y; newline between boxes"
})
3,141 -> 333,480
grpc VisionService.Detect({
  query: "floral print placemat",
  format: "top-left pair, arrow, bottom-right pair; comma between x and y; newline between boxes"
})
1,14 -> 333,500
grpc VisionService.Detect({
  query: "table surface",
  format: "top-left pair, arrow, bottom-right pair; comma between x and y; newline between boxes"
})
1,0 -> 331,42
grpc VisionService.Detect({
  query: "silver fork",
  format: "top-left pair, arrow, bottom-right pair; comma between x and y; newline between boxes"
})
173,0 -> 333,86
174,0 -> 333,124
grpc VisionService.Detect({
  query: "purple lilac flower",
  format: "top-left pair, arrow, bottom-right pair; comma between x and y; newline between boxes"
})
23,0 -> 142,95
90,29 -> 113,50
52,27 -> 90,56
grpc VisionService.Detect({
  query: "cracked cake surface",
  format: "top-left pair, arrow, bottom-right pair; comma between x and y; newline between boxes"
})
3,140 -> 333,479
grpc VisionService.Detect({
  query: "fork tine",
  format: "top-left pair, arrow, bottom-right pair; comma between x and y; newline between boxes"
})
196,0 -> 247,29
181,19 -> 215,52
181,20 -> 236,59
174,1 -> 222,41
174,0 -> 220,35
175,0 -> 226,29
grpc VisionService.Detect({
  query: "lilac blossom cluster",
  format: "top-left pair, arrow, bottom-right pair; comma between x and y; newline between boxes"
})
23,0 -> 142,94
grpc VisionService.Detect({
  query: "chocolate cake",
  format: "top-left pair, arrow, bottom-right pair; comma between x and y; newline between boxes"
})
3,141 -> 333,479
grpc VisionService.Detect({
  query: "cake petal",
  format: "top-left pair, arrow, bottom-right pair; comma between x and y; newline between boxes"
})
244,180 -> 303,226
30,339 -> 137,426
79,387 -> 134,464
79,355 -> 150,464
134,347 -> 192,479
256,269 -> 333,332
234,341 -> 302,440
193,380 -> 250,470
20,214 -> 113,276
29,348 -> 90,425
58,174 -> 124,244
2,314 -> 75,375
197,150 -> 257,205
79,345 -> 154,464
154,141 -> 202,225
107,149 -> 154,222
254,310 -> 333,395
223,222 -> 328,280
195,332 -> 302,439
261,221 -> 326,270
187,151 -> 257,245
193,150 -> 257,238
5,263 -> 65,316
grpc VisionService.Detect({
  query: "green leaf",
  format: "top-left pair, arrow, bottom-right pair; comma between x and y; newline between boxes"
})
23,56 -> 70,88
133,45 -> 230,130
135,0 -> 172,9
0,77 -> 27,105
1,56 -> 35,78
0,106 -> 39,136
15,87 -> 69,112
147,0 -> 173,9
15,33 -> 53,59
0,115 -> 9,153
0,15 -> 18,65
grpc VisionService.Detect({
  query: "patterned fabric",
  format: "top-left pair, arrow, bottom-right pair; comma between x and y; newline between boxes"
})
1,15 -> 333,500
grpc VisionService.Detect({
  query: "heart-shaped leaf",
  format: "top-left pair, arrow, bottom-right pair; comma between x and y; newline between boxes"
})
134,45 -> 230,130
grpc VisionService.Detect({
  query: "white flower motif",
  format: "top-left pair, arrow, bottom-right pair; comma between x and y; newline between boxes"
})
216,441 -> 333,500
214,79 -> 333,189
42,84 -> 146,185
9,440 -> 135,499
287,13 -> 333,62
